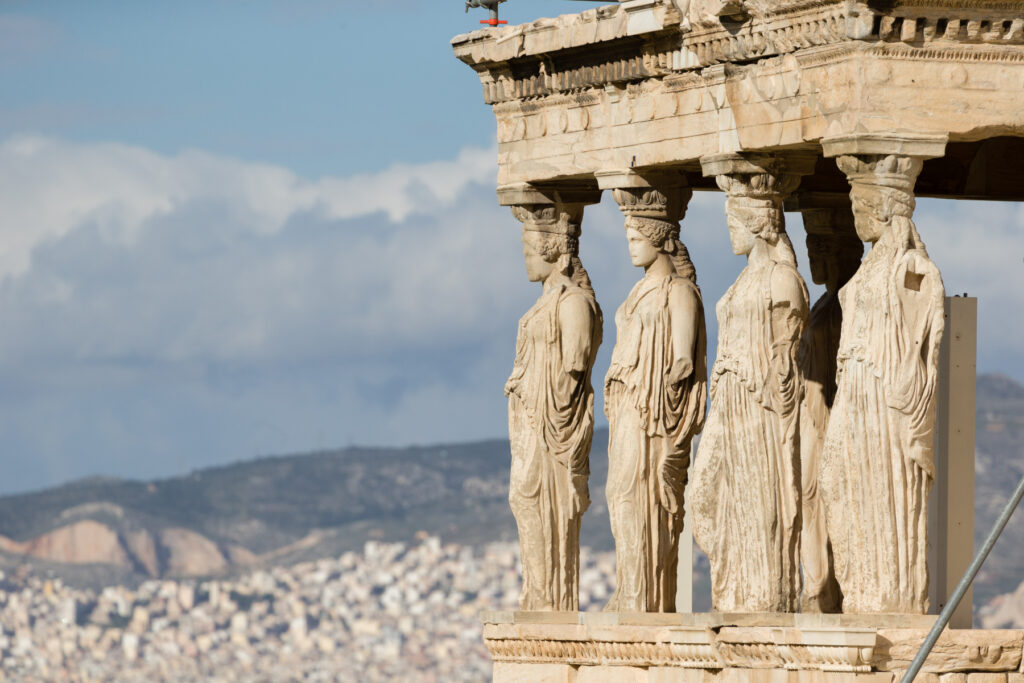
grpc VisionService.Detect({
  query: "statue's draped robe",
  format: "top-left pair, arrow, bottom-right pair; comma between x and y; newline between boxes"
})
820,233 -> 944,614
604,273 -> 707,612
506,282 -> 601,611
798,290 -> 843,611
692,260 -> 807,612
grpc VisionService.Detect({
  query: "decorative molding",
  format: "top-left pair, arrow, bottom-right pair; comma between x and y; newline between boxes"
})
821,133 -> 949,158
461,0 -> 1024,107
485,634 -> 722,668
677,3 -> 847,68
482,623 -> 887,672
872,628 -> 1024,673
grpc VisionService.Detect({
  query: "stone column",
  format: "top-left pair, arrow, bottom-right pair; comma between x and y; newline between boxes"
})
595,170 -> 708,613
496,183 -> 603,612
820,134 -> 948,614
690,153 -> 813,613
786,191 -> 864,614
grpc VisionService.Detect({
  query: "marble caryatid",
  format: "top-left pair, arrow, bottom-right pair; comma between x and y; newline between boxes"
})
820,149 -> 946,614
505,200 -> 603,612
794,194 -> 864,614
602,180 -> 707,613
692,157 -> 810,613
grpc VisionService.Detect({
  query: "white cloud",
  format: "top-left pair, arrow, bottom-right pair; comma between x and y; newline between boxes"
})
0,136 -> 497,280
0,135 -> 1022,494
0,136 -> 520,490
0,136 -> 507,363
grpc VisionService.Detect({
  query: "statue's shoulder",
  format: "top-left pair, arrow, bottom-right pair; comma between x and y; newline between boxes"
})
768,261 -> 809,309
557,283 -> 597,315
667,273 -> 701,302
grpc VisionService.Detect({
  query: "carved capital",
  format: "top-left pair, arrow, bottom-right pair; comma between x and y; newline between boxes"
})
499,182 -> 601,239
701,153 -> 815,203
826,145 -> 938,226
821,134 -> 948,161
597,169 -> 693,225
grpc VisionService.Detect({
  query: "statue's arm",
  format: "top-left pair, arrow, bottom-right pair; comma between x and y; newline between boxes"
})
768,267 -> 809,413
890,251 -> 946,418
558,294 -> 595,378
667,281 -> 700,386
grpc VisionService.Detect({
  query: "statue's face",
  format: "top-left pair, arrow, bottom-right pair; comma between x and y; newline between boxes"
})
851,188 -> 885,243
522,236 -> 554,283
726,206 -> 756,256
806,235 -> 831,285
626,227 -> 659,268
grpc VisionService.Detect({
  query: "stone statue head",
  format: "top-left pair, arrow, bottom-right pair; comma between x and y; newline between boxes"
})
623,215 -> 698,283
521,229 -> 578,283
725,197 -> 783,256
510,204 -> 597,296
806,232 -> 864,290
803,208 -> 864,290
838,154 -> 921,245
612,185 -> 697,283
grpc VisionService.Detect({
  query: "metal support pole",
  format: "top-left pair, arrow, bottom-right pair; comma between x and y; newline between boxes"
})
902,473 -> 1024,683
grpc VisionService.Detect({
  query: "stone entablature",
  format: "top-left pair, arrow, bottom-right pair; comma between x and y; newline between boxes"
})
483,613 -> 1024,680
453,0 -> 1024,101
452,1 -> 1024,193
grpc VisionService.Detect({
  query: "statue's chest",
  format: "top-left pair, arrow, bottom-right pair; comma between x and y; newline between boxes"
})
844,260 -> 890,342
717,268 -> 765,345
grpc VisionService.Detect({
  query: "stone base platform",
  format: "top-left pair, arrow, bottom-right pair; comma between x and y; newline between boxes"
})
481,612 -> 1024,683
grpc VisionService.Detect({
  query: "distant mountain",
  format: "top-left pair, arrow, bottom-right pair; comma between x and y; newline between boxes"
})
0,373 -> 1020,620
973,374 -> 1024,610
0,438 -> 525,585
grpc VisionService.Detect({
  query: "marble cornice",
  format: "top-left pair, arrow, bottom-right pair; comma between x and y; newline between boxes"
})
455,0 -> 1024,106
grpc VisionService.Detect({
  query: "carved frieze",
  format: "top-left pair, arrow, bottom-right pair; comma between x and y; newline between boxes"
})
484,631 -> 721,668
482,621 -> 893,672
455,0 -> 1024,110
872,629 -> 1024,672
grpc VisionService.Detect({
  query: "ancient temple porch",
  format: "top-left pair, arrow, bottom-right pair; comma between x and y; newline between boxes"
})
453,0 -> 1024,680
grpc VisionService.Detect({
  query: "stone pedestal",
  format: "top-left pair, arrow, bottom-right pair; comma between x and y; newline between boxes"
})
482,612 -> 1024,682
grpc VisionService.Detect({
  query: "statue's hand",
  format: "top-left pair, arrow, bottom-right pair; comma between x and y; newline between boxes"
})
669,357 -> 694,387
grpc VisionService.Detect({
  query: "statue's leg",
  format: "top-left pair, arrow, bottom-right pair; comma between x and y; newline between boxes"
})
800,415 -> 842,613
605,396 -> 647,612
653,437 -> 689,611
509,405 -> 552,611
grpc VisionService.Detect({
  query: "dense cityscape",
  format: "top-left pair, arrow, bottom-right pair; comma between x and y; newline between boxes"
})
0,539 -> 618,682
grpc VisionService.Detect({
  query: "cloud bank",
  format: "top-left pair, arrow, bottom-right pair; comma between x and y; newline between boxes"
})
0,135 -> 1021,493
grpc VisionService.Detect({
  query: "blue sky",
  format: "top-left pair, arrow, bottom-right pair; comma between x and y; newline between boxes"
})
0,1 -> 1022,494
1,0 -> 594,177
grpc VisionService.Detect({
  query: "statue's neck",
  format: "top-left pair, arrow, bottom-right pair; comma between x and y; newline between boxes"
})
542,271 -> 572,294
644,253 -> 675,280
747,240 -> 770,268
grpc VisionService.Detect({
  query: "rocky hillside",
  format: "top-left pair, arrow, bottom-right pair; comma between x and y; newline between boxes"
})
972,374 -> 1024,624
0,373 -> 1021,620
0,439 -> 528,584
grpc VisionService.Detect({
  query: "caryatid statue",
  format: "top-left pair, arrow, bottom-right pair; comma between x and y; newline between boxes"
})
791,193 -> 864,614
503,191 -> 603,611
691,155 -> 811,613
820,137 -> 947,614
598,174 -> 708,613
